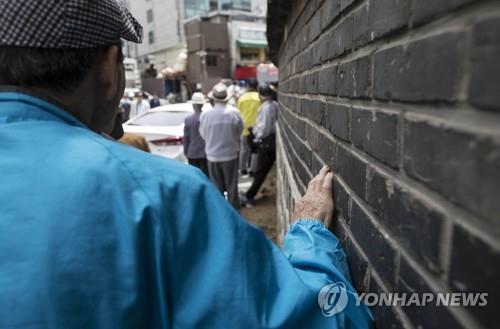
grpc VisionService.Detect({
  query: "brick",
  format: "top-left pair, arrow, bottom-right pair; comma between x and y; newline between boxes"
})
325,103 -> 350,141
336,145 -> 367,198
306,71 -> 319,94
343,237 -> 370,292
336,62 -> 354,97
413,0 -> 476,25
334,181 -> 350,223
351,108 -> 399,167
325,15 -> 353,60
306,125 -> 320,152
317,132 -> 337,170
374,33 -> 465,102
449,225 -> 500,328
469,17 -> 500,111
336,57 -> 371,98
318,65 -> 337,95
398,258 -> 465,329
351,202 -> 397,287
404,116 -> 500,225
308,99 -> 325,125
368,0 -> 410,40
308,11 -> 322,41
320,0 -> 341,30
354,56 -> 371,98
305,48 -> 315,71
367,168 -> 445,273
310,154 -> 323,178
369,276 -> 410,329
353,4 -> 370,48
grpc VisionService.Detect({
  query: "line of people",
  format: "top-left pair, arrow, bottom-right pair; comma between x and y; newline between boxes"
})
183,79 -> 279,210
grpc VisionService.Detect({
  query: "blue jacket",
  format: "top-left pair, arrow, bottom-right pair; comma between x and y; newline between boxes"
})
0,90 -> 373,329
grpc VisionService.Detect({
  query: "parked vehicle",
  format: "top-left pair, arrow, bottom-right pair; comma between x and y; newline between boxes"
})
123,103 -> 194,162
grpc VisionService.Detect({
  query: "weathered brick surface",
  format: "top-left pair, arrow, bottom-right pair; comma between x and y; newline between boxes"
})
469,17 -> 500,111
269,0 -> 500,327
373,32 -> 465,102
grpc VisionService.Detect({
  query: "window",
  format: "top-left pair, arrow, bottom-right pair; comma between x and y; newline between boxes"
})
184,0 -> 209,19
148,31 -> 155,45
239,29 -> 266,40
219,0 -> 251,11
147,9 -> 154,23
206,55 -> 218,67
240,48 -> 260,61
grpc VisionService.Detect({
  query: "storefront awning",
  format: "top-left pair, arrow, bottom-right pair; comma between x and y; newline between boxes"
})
237,38 -> 268,49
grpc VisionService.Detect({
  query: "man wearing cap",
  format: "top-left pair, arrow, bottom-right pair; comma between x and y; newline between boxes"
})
199,83 -> 244,209
0,1 -> 373,329
184,92 -> 209,176
241,84 -> 279,208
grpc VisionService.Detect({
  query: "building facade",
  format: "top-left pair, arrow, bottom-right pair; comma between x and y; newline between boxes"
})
268,0 -> 500,328
184,0 -> 268,90
127,0 -> 186,72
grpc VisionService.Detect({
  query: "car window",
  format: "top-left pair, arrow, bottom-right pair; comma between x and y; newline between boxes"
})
130,111 -> 192,126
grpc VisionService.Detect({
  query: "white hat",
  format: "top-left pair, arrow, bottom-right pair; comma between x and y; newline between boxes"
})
208,83 -> 230,102
189,92 -> 208,105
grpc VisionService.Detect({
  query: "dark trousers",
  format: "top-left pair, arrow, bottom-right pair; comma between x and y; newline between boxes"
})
188,158 -> 208,177
208,158 -> 240,210
246,147 -> 276,200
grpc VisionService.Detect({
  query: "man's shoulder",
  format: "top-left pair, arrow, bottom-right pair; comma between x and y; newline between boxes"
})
226,105 -> 242,118
185,113 -> 196,124
71,129 -> 207,188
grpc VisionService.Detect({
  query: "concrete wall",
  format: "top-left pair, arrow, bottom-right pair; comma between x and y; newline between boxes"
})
268,0 -> 500,328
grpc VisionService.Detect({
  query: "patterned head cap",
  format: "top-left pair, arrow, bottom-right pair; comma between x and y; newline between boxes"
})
0,0 -> 143,48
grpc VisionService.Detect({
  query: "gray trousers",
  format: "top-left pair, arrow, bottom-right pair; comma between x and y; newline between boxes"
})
240,135 -> 259,173
239,135 -> 251,172
208,158 -> 240,210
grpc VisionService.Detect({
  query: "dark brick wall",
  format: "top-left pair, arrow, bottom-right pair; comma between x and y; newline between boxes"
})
269,0 -> 500,328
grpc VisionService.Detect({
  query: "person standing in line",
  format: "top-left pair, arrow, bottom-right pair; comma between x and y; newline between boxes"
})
184,92 -> 209,176
149,94 -> 161,108
130,92 -> 150,118
236,78 -> 261,175
241,84 -> 279,208
200,83 -> 243,209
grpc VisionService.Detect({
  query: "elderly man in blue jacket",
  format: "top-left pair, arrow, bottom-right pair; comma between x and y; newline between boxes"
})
0,1 -> 373,328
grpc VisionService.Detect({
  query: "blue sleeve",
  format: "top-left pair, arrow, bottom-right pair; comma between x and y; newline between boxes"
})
160,173 -> 374,329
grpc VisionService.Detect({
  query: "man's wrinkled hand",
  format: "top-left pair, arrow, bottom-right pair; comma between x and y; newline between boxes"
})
291,166 -> 335,227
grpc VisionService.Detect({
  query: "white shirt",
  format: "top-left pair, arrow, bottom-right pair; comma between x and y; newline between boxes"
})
130,99 -> 151,118
199,103 -> 243,162
254,100 -> 278,140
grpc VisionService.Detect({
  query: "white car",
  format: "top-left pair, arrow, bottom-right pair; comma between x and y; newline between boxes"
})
123,103 -> 194,162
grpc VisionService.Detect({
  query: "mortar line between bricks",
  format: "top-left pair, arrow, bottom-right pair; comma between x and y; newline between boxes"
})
287,0 -> 324,38
283,0 -> 367,65
279,92 -> 500,138
338,179 -> 488,329
457,22 -> 472,103
279,104 -> 500,248
279,118 -> 315,183
276,124 -> 303,202
440,218 -> 454,284
281,2 -> 500,80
